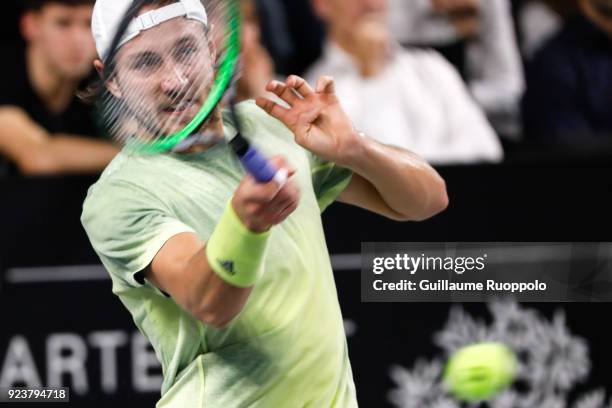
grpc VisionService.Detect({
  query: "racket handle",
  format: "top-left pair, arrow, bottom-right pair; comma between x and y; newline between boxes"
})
240,146 -> 288,186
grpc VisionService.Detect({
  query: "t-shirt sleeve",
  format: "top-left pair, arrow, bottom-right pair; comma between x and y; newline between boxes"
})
308,153 -> 353,213
81,180 -> 196,288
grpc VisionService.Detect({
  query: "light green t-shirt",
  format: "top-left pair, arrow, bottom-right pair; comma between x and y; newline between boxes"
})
81,101 -> 357,407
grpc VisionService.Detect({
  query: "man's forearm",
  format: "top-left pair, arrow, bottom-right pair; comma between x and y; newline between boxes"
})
184,245 -> 253,329
47,135 -> 119,173
342,135 -> 448,221
0,106 -> 119,175
185,200 -> 273,329
17,134 -> 118,175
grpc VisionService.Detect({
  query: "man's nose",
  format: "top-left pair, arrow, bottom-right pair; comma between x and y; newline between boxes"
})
160,62 -> 189,94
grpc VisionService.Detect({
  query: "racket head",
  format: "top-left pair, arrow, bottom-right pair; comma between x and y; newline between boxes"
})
96,0 -> 240,154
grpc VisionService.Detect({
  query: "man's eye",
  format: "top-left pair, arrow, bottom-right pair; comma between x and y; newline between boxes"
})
132,55 -> 162,71
175,46 -> 198,62
55,18 -> 71,28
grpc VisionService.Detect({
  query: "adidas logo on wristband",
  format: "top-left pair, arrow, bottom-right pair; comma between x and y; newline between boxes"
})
218,260 -> 235,275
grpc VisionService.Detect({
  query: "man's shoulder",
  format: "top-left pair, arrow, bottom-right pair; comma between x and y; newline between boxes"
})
226,100 -> 295,144
229,99 -> 267,121
81,152 -> 164,233
84,152 -> 148,205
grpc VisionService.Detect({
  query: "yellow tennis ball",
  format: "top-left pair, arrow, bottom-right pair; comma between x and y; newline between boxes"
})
443,342 -> 517,402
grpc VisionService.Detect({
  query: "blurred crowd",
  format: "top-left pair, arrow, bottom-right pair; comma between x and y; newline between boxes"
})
1,0 -> 611,177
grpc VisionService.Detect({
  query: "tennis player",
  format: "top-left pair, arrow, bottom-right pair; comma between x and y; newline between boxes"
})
81,0 -> 448,406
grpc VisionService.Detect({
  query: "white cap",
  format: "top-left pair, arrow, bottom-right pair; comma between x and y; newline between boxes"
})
92,0 -> 208,61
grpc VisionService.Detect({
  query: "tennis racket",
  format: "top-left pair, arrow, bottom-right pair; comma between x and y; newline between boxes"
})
96,0 -> 285,184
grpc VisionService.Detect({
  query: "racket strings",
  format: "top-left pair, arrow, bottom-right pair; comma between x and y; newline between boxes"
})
98,0 -> 235,151
104,34 -> 210,140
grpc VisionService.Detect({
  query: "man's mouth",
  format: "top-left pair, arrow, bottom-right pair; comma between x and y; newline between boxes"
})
161,99 -> 198,116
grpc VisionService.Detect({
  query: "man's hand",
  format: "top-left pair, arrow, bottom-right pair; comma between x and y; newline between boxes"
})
255,76 -> 361,167
232,156 -> 300,233
257,76 -> 448,223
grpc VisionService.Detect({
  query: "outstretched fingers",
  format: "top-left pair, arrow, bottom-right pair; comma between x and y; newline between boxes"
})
256,96 -> 291,124
266,80 -> 301,106
286,75 -> 315,98
315,76 -> 336,94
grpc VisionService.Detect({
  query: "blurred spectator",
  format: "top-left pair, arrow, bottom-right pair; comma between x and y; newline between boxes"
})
522,0 -> 612,143
306,0 -> 503,165
518,1 -> 564,58
517,0 -> 579,59
236,0 -> 276,101
388,0 -> 525,137
257,0 -> 326,75
0,0 -> 117,176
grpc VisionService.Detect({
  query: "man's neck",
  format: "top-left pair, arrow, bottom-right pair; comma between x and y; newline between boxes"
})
181,136 -> 224,154
27,46 -> 79,113
329,28 -> 359,59
173,110 -> 226,154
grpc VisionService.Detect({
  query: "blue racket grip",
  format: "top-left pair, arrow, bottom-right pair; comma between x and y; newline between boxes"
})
240,146 -> 288,185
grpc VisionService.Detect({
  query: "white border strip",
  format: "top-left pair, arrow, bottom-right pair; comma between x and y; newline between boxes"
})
5,265 -> 109,284
331,254 -> 362,271
4,256 -> 362,283
4,245 -> 611,284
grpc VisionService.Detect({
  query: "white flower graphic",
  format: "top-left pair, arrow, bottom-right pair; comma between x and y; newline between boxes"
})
389,300 -> 609,408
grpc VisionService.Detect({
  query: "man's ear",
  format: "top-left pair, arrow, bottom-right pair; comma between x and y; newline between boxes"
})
94,59 -> 122,98
20,12 -> 40,43
93,59 -> 105,76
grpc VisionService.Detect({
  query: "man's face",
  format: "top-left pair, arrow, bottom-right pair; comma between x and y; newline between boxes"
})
316,0 -> 387,32
27,4 -> 97,79
111,18 -> 215,137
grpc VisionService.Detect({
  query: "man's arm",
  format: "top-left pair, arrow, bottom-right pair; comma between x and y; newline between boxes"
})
256,75 -> 448,222
337,139 -> 448,221
144,157 -> 300,329
145,232 -> 254,329
0,107 -> 118,175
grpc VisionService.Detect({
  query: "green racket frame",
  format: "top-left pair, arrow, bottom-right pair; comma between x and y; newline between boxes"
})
126,0 -> 241,154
